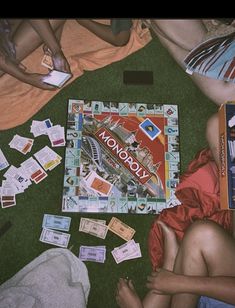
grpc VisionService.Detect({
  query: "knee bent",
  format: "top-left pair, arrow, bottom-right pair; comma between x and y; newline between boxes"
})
184,220 -> 222,243
113,32 -> 131,47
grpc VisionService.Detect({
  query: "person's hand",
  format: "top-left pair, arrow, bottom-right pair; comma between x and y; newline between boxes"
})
25,73 -> 57,90
51,51 -> 71,74
146,268 -> 181,295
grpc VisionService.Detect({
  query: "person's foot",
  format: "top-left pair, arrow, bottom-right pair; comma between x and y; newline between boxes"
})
157,220 -> 179,271
116,278 -> 143,308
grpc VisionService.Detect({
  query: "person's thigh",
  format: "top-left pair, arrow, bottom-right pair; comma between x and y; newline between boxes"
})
151,19 -> 207,50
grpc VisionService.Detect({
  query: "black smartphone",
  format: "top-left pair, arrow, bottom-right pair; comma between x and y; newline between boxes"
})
123,70 -> 153,85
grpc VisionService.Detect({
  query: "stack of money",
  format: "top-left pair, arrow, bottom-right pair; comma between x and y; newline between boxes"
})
79,245 -> 106,263
111,239 -> 142,264
39,214 -> 71,248
79,217 -> 108,239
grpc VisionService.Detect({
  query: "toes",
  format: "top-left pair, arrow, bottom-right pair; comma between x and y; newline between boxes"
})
128,279 -> 134,290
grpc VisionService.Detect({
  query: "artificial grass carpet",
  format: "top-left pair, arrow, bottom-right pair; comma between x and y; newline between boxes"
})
0,35 -> 217,308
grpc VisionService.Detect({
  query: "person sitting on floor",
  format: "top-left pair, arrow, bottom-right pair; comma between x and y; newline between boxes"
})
116,219 -> 235,308
146,19 -> 235,106
0,19 -> 71,90
0,19 -> 132,90
116,112 -> 235,307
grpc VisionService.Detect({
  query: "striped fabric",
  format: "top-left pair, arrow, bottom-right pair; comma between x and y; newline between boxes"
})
184,31 -> 235,83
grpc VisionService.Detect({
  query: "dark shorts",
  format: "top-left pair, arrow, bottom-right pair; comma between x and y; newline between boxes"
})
111,19 -> 132,35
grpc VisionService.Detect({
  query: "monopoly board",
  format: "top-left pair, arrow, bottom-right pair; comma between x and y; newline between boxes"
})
61,99 -> 180,214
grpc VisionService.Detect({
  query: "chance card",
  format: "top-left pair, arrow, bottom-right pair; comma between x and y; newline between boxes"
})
84,171 -> 112,196
139,118 -> 161,141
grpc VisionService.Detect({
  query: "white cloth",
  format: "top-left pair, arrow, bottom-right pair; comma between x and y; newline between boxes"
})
0,248 -> 90,308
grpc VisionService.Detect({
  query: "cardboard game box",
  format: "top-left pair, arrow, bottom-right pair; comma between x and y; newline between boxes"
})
219,101 -> 235,210
62,99 -> 181,214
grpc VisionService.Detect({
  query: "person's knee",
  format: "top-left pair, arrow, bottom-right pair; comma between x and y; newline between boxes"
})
184,220 -> 221,245
206,113 -> 219,141
206,113 -> 219,163
113,32 -> 130,46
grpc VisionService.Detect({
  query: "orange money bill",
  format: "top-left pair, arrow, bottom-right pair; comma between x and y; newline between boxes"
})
108,217 -> 135,241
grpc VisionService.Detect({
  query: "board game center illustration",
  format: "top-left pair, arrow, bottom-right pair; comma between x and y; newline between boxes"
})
62,99 -> 181,214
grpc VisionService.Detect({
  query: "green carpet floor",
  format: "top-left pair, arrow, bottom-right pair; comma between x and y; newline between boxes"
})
0,33 -> 217,307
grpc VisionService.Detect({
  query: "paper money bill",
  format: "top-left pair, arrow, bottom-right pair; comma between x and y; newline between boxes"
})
79,217 -> 108,239
79,245 -> 106,263
111,240 -> 142,264
42,214 -> 71,231
39,228 -> 70,248
108,217 -> 135,241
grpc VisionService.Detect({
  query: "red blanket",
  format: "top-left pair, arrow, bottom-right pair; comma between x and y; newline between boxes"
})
148,148 -> 233,270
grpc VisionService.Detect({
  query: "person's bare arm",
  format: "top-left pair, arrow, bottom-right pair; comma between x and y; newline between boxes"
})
0,53 -> 55,90
146,268 -> 235,305
76,19 -> 130,46
187,275 -> 235,305
28,19 -> 71,73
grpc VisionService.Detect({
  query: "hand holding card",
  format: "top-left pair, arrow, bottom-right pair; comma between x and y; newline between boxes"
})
43,70 -> 72,88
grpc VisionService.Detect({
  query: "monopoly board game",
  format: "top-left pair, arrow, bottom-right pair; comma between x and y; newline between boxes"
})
62,99 -> 180,214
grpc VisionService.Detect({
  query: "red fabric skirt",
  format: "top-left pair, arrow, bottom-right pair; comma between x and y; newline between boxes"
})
148,148 -> 232,270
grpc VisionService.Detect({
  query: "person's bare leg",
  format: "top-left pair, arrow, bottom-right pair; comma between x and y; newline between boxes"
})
206,113 -> 219,165
171,220 -> 235,307
76,19 -> 131,46
142,221 -> 179,308
116,220 -> 179,308
7,19 -> 23,36
150,19 -> 206,51
12,19 -> 65,62
0,19 -> 67,77
17,19 -> 70,73
150,19 -> 235,106
42,23 -> 64,55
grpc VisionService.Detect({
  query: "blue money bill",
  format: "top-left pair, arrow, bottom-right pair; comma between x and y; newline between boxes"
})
42,214 -> 71,232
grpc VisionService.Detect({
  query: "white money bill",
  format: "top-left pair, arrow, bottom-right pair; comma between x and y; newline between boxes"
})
39,228 -> 70,248
79,218 -> 108,239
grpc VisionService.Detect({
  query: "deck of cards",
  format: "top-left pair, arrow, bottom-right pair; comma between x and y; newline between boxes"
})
9,135 -> 34,154
0,118 -> 65,209
139,118 -> 161,141
0,149 -> 9,171
34,146 -> 62,171
30,119 -> 53,137
43,70 -> 72,88
30,119 -> 65,147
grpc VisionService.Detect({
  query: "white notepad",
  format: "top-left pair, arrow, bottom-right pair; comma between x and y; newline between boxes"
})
43,70 -> 72,88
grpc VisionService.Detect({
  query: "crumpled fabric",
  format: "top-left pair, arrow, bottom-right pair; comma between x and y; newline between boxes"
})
148,148 -> 232,270
0,248 -> 90,308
